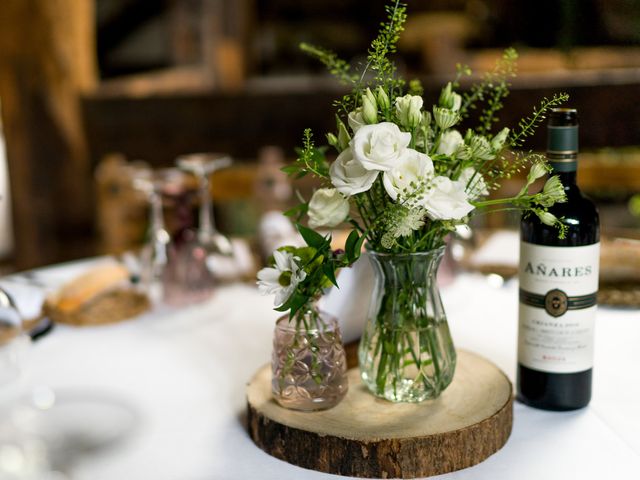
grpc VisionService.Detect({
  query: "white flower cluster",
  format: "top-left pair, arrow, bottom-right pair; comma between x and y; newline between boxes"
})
306,85 -> 507,234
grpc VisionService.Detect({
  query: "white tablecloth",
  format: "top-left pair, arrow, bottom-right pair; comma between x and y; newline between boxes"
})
1,259 -> 639,479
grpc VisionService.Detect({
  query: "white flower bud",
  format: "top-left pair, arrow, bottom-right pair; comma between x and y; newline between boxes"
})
348,108 -> 365,133
395,94 -> 424,129
439,82 -> 462,112
326,132 -> 339,148
491,127 -> 510,151
362,95 -> 378,124
527,162 -> 548,183
537,210 -> 559,227
375,86 -> 390,111
337,118 -> 351,150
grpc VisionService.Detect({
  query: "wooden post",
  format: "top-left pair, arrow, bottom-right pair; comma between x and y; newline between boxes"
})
0,0 -> 98,268
201,0 -> 253,90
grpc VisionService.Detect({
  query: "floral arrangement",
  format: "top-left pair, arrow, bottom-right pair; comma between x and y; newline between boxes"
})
258,0 -> 568,320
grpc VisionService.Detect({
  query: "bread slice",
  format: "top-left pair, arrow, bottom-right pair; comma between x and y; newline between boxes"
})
44,263 -> 150,326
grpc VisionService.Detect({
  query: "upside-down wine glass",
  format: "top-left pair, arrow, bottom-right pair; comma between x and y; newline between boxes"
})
132,167 -> 183,304
176,153 -> 233,276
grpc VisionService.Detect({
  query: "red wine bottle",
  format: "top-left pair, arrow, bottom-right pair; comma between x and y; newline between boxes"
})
517,108 -> 600,410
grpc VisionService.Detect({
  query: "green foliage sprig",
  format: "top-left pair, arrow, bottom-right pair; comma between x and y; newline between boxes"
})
272,224 -> 365,319
509,94 -> 570,148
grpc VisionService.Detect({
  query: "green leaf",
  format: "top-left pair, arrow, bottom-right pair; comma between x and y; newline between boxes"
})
297,223 -> 329,250
288,293 -> 309,319
322,262 -> 339,287
353,234 -> 366,261
274,291 -> 306,315
283,203 -> 308,219
345,229 -> 360,262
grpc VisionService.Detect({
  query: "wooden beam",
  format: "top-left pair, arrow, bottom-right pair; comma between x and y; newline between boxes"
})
0,0 -> 98,268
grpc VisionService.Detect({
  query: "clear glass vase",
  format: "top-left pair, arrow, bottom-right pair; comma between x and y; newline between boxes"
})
358,247 -> 456,402
271,307 -> 348,411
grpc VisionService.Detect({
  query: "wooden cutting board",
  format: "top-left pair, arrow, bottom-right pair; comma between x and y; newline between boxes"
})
247,349 -> 513,478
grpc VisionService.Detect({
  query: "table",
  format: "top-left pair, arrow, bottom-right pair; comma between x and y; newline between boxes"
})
1,258 -> 639,479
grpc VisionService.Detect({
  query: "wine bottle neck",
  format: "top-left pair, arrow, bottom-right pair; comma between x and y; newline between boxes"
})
547,120 -> 578,179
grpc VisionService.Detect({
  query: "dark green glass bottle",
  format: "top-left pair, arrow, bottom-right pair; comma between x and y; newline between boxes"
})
517,108 -> 600,410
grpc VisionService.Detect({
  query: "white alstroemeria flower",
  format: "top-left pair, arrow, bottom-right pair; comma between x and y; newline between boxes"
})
351,122 -> 411,172
330,148 -> 379,196
307,188 -> 350,228
395,94 -> 423,128
382,148 -> 434,201
257,250 -> 306,307
458,167 -> 489,200
348,108 -> 366,133
437,130 -> 464,156
422,176 -> 475,220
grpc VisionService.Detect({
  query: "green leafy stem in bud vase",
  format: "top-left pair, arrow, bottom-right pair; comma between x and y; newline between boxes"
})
257,223 -> 365,322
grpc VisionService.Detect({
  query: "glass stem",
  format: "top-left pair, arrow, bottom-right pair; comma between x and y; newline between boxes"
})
150,192 -> 168,268
198,173 -> 216,242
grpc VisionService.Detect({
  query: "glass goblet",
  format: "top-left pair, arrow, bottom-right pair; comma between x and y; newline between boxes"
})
176,153 -> 233,259
132,167 -> 185,304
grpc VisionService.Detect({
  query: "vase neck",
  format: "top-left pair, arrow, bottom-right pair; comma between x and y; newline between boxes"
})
368,249 -> 444,288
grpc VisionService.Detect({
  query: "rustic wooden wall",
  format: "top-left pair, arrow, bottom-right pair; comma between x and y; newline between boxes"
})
83,74 -> 640,167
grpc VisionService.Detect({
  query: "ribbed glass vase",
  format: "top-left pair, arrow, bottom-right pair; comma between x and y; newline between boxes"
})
358,247 -> 456,402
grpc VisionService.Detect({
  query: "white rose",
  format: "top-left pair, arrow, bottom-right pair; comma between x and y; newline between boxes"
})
348,108 -> 366,133
351,122 -> 411,172
436,130 -> 464,156
422,176 -> 475,220
307,188 -> 350,228
330,148 -> 379,196
382,148 -> 434,201
395,94 -> 424,128
457,167 -> 489,200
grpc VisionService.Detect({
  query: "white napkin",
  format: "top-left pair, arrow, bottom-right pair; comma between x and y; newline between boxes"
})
319,254 -> 375,344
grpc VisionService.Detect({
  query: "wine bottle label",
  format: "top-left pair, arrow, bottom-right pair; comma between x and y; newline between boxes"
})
518,241 -> 600,373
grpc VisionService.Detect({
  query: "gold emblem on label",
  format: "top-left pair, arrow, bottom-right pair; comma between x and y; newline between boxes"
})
544,289 -> 568,317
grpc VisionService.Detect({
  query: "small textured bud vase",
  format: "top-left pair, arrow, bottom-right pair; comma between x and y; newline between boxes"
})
272,306 -> 348,411
358,247 -> 457,402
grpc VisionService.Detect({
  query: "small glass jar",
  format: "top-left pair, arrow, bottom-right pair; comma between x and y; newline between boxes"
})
271,307 -> 348,411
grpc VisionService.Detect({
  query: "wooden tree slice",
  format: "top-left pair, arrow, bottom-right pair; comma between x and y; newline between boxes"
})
247,349 -> 513,478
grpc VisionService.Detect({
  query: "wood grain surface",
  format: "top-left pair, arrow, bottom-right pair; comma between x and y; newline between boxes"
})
247,349 -> 513,478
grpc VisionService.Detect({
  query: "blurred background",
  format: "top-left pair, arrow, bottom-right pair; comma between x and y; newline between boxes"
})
0,0 -> 639,271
